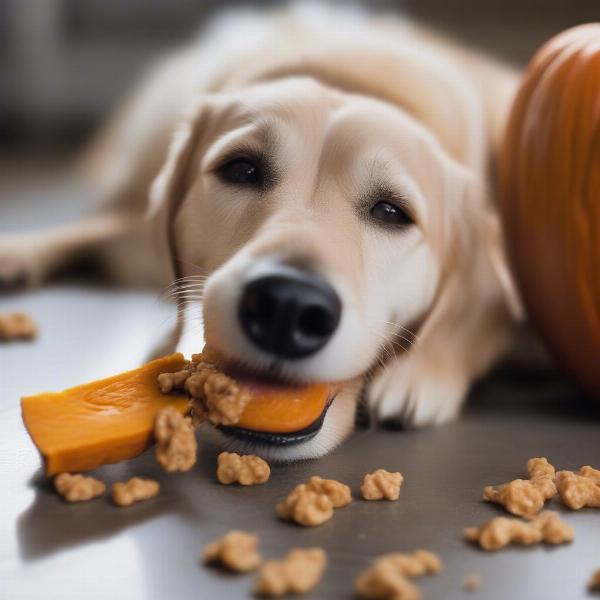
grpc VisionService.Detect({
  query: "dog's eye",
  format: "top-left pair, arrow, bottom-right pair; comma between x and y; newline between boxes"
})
217,157 -> 263,186
370,200 -> 413,227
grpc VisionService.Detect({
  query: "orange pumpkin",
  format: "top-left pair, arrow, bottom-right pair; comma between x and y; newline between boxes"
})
500,24 -> 600,395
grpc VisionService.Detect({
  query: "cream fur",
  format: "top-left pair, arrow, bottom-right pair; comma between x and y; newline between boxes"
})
0,4 -> 521,460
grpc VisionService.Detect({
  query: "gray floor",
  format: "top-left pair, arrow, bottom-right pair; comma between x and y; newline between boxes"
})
2,169 -> 600,600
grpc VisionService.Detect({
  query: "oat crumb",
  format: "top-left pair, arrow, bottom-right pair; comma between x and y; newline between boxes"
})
276,476 -> 351,526
54,472 -> 106,502
157,364 -> 193,393
588,568 -> 600,592
482,457 -> 556,517
0,312 -> 37,341
556,469 -> 600,510
276,484 -> 334,527
158,349 -> 250,426
355,549 -> 441,600
203,530 -> 261,572
254,548 -> 326,597
463,574 -> 482,591
217,452 -> 270,485
464,510 -> 573,551
361,469 -> 404,501
111,477 -> 159,506
154,405 -> 197,472
579,465 -> 600,486
305,476 -> 352,508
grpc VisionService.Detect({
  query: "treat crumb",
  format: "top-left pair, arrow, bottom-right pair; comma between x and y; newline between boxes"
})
54,472 -> 106,502
464,510 -> 573,551
217,452 -> 270,485
158,350 -> 250,426
254,548 -> 326,597
203,530 -> 261,572
154,405 -> 197,472
305,476 -> 352,508
0,312 -> 37,341
202,372 -> 250,426
355,549 -> 441,600
276,484 -> 334,527
111,477 -> 159,506
483,479 -> 545,518
157,365 -> 192,393
588,568 -> 600,592
463,573 -> 482,591
579,465 -> 600,486
361,469 -> 404,501
555,470 -> 600,510
482,457 -> 556,517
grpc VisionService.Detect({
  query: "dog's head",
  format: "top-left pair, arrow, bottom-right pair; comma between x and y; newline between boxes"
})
150,76 -> 509,459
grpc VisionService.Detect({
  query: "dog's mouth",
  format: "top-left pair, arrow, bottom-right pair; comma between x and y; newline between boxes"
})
218,395 -> 335,446
210,355 -> 341,446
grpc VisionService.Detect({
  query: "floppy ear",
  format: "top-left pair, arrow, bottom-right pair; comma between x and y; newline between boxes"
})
479,207 -> 524,322
413,176 -> 521,381
147,96 -> 215,283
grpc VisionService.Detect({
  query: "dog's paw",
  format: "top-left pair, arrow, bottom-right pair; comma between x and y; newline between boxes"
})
367,355 -> 468,428
0,238 -> 44,291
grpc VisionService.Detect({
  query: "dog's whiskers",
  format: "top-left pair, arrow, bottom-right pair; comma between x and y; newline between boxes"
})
162,275 -> 206,289
160,275 -> 207,301
170,294 -> 204,302
164,280 -> 206,292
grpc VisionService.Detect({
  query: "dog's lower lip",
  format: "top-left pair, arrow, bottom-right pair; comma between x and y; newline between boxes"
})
217,396 -> 335,446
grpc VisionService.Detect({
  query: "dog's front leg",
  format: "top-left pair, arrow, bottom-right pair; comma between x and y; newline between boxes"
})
367,347 -> 471,427
0,212 -> 143,290
368,303 -> 513,428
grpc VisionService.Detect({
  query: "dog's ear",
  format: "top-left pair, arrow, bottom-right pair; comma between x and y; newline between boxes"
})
478,207 -> 523,321
147,96 -> 215,282
412,175 -> 521,381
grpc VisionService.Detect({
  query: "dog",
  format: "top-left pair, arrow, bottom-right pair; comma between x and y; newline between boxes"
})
0,5 -> 521,460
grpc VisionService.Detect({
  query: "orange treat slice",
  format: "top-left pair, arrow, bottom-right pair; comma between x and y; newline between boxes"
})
234,382 -> 332,433
21,353 -> 189,475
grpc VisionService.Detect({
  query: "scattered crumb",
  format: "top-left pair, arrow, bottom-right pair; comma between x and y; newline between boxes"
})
0,311 -> 37,341
202,372 -> 250,426
276,484 -> 334,527
217,452 -> 270,485
556,470 -> 600,510
154,405 -> 197,472
111,477 -> 159,506
588,568 -> 600,592
254,548 -> 326,597
157,366 -> 192,394
361,469 -> 404,501
203,530 -> 262,572
305,476 -> 352,508
464,510 -> 574,551
356,564 -> 420,600
276,476 -> 351,526
482,457 -> 556,517
54,472 -> 106,502
463,574 -> 482,591
355,550 -> 441,599
528,457 -> 558,498
579,465 -> 600,486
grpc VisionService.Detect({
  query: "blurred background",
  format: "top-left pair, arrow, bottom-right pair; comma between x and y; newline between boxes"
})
1,0 -> 599,156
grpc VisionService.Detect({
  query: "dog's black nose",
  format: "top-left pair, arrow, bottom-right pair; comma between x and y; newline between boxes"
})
238,268 -> 342,359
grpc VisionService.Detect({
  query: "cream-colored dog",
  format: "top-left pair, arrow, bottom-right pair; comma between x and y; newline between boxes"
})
0,5 -> 521,459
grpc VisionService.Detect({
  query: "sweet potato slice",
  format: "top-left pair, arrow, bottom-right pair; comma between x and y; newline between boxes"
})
234,383 -> 332,433
21,354 -> 189,475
